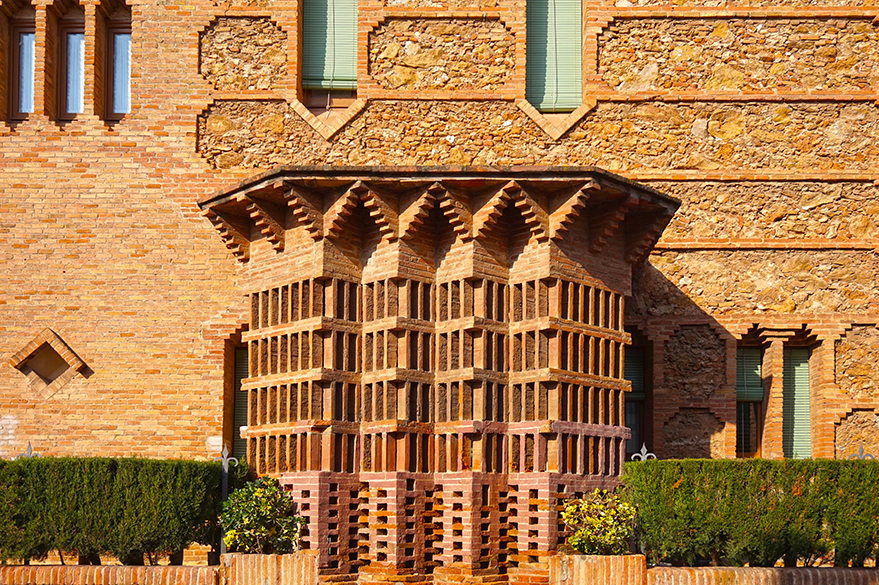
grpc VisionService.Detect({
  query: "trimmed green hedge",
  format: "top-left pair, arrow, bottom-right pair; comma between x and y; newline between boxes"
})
622,459 -> 879,567
0,457 -> 246,564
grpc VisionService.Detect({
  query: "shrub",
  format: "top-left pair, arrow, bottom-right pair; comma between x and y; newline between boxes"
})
220,476 -> 305,554
0,457 -> 225,564
622,459 -> 879,567
562,489 -> 636,555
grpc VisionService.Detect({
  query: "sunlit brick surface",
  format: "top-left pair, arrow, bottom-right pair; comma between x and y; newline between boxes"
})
200,167 -> 678,585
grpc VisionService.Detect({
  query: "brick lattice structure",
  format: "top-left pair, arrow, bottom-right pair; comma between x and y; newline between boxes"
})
199,167 -> 678,584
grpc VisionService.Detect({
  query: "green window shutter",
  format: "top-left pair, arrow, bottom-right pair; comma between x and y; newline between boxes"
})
782,348 -> 811,459
526,0 -> 582,112
302,0 -> 358,90
233,347 -> 249,460
736,347 -> 763,402
624,347 -> 645,401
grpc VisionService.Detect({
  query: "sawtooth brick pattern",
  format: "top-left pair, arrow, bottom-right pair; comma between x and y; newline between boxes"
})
368,18 -> 515,91
599,19 -> 879,93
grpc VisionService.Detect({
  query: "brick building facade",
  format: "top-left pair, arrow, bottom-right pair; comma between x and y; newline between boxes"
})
1,0 -> 879,576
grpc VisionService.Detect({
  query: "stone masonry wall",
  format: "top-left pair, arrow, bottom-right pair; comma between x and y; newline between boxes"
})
653,182 -> 879,241
197,101 -> 879,171
200,18 -> 287,91
369,18 -> 515,91
600,19 -> 879,93
835,410 -> 879,459
632,250 -> 879,317
664,326 -> 726,400
835,326 -> 879,399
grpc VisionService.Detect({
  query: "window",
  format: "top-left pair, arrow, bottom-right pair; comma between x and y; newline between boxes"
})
106,22 -> 131,119
10,20 -> 36,119
736,347 -> 763,457
624,346 -> 645,454
301,0 -> 357,106
232,346 -> 249,459
782,348 -> 811,459
526,0 -> 582,113
58,15 -> 85,120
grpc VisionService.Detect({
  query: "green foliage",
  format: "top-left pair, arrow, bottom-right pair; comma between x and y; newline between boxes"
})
562,489 -> 636,555
622,459 -> 879,567
0,457 -> 226,564
220,477 -> 305,554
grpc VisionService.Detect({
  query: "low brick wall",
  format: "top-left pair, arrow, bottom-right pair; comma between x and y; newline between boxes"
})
220,552 -> 318,585
549,555 -> 879,585
648,567 -> 879,585
550,554 -> 647,585
0,566 -> 218,585
1,555 -> 877,585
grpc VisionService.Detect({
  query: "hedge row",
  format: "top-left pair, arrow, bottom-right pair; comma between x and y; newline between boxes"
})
622,459 -> 879,567
0,457 -> 246,564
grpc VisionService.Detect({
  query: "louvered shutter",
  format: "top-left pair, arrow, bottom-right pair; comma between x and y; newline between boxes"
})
302,0 -> 358,90
782,348 -> 811,459
736,347 -> 763,402
526,0 -> 582,112
624,347 -> 645,401
232,347 -> 249,460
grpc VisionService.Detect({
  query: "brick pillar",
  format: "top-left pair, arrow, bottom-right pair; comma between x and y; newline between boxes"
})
761,339 -> 786,460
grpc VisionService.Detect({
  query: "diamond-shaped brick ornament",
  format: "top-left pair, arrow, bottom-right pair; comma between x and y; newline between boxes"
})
8,329 -> 88,398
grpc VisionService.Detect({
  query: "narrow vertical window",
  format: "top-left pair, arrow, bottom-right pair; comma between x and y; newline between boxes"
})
782,347 -> 811,459
624,346 -> 645,454
107,26 -> 131,119
526,0 -> 582,113
58,18 -> 85,120
735,347 -> 763,457
233,346 -> 249,459
301,0 -> 357,110
12,27 -> 36,118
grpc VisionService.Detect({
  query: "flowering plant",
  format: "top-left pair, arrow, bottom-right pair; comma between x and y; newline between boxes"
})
562,489 -> 636,555
220,476 -> 306,554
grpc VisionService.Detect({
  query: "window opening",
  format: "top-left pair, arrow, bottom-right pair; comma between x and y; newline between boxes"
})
233,346 -> 249,459
11,17 -> 36,119
302,0 -> 357,113
782,347 -> 811,459
736,347 -> 763,457
624,346 -> 645,454
58,11 -> 85,120
525,0 -> 581,113
106,14 -> 131,120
